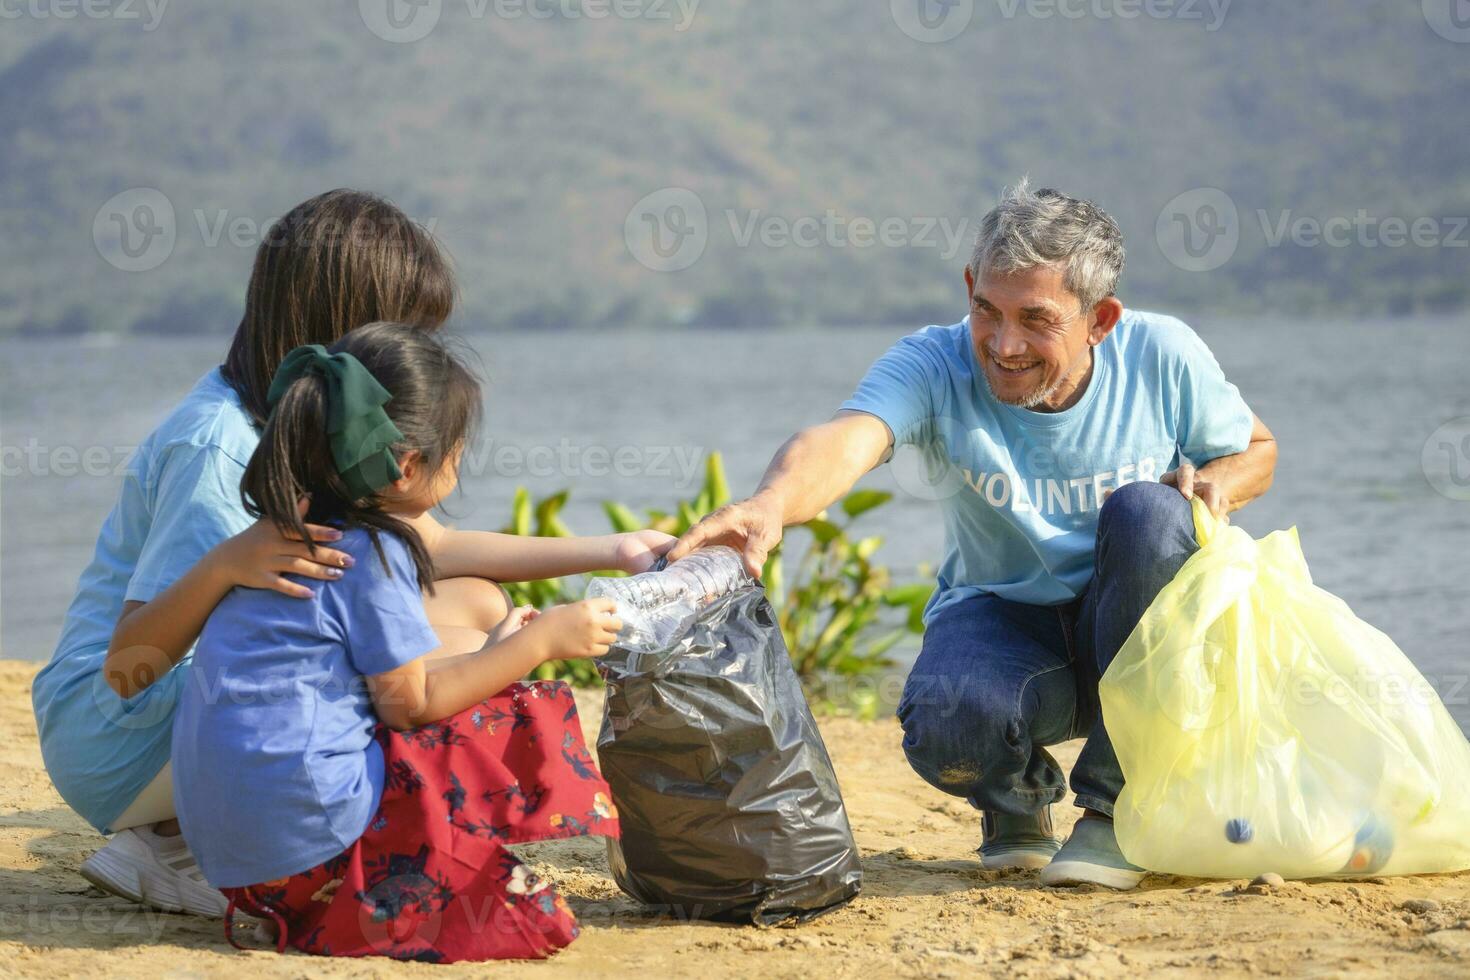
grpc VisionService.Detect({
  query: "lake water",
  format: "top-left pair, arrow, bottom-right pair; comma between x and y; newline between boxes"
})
3,318 -> 1468,732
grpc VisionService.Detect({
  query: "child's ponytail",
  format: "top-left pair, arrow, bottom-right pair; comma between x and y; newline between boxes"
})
241,322 -> 482,593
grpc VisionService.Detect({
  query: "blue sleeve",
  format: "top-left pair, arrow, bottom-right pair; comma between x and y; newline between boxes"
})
1171,325 -> 1256,466
341,535 -> 441,677
840,331 -> 946,451
126,444 -> 253,603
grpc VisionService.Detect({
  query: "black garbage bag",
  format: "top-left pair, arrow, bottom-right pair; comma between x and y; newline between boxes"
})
596,583 -> 863,925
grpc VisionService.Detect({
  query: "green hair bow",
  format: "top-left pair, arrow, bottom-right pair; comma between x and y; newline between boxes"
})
266,344 -> 405,501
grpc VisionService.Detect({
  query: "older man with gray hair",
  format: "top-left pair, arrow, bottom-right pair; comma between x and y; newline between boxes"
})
669,180 -> 1278,889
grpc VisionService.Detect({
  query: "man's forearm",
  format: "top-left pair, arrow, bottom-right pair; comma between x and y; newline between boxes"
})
1199,433 -> 1278,512
754,414 -> 892,526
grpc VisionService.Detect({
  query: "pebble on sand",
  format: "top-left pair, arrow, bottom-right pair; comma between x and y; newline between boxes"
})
1400,898 -> 1442,915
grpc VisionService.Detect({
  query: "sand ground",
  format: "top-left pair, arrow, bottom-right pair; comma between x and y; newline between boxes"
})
3,659 -> 1468,978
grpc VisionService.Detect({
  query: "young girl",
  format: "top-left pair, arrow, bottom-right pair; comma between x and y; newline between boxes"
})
173,322 -> 624,962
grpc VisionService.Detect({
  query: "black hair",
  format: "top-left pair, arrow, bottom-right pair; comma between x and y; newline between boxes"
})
240,321 -> 482,592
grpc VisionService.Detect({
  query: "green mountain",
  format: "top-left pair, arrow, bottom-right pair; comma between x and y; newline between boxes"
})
2,0 -> 1467,335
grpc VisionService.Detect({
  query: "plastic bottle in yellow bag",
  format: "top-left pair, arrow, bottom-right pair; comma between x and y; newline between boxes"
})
1100,497 -> 1470,879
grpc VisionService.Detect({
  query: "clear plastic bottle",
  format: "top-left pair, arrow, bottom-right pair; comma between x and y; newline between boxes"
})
586,545 -> 752,651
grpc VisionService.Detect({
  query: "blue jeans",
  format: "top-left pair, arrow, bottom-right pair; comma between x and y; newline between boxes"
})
897,481 -> 1199,818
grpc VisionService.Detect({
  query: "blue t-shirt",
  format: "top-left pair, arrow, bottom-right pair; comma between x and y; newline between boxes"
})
171,528 -> 440,888
32,368 -> 260,833
842,311 -> 1254,620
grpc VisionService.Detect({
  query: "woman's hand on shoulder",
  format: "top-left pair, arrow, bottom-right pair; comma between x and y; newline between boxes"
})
213,498 -> 357,599
526,598 -> 622,661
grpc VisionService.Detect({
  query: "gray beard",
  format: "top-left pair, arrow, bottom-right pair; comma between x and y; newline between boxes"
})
984,371 -> 1064,410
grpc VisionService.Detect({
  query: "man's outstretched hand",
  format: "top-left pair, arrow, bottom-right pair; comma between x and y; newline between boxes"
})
1161,462 -> 1231,522
666,494 -> 785,578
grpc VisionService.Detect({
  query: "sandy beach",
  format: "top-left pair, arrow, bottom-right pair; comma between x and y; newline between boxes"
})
2,658 -> 1468,978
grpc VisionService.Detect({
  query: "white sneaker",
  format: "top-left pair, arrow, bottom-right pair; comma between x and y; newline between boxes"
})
80,827 -> 230,918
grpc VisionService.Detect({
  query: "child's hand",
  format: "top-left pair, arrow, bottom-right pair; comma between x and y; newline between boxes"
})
531,598 -> 623,661
612,529 -> 676,574
212,498 -> 354,599
488,605 -> 539,645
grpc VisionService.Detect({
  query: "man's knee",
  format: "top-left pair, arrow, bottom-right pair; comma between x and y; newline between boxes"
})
1100,479 -> 1191,537
1096,479 -> 1198,583
898,674 -> 1029,794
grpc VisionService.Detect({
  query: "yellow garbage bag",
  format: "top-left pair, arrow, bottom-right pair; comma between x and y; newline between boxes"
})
1101,497 -> 1470,879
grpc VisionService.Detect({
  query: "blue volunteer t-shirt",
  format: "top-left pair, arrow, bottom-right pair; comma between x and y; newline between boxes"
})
171,528 -> 440,888
842,311 -> 1254,620
32,368 -> 260,834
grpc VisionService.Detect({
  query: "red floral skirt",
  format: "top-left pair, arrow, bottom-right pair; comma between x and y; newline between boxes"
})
221,681 -> 618,963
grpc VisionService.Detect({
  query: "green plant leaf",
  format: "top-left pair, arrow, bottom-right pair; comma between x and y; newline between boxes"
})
763,552 -> 783,600
534,490 -> 569,530
841,489 -> 893,519
803,518 -> 842,544
705,451 -> 730,509
603,500 -> 642,534
883,583 -> 935,606
508,487 -> 532,537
